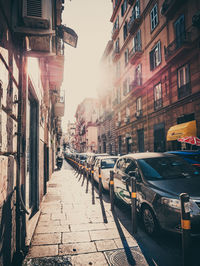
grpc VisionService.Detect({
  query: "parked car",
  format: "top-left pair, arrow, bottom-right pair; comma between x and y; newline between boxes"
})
86,153 -> 109,177
93,156 -> 119,190
113,152 -> 200,236
165,150 -> 200,169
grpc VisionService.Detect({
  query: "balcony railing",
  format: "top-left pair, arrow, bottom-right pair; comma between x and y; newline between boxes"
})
129,45 -> 142,64
164,32 -> 192,61
112,25 -> 119,40
129,77 -> 142,91
161,0 -> 186,19
135,109 -> 142,118
154,98 -> 163,110
128,13 -> 141,34
178,83 -> 191,99
112,47 -> 120,61
110,0 -> 122,22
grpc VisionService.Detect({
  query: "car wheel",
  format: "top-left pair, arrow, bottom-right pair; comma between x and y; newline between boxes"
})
142,206 -> 159,236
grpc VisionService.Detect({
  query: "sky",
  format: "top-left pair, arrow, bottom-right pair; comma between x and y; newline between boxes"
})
61,0 -> 112,130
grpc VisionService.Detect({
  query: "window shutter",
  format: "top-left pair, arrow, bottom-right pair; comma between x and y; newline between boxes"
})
158,41 -> 161,64
150,51 -> 154,70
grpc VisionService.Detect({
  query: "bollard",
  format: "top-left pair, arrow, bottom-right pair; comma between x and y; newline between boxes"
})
99,167 -> 102,197
110,170 -> 114,211
180,193 -> 191,266
131,177 -> 137,234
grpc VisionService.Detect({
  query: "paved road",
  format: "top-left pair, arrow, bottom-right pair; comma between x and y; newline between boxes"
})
23,160 -> 200,266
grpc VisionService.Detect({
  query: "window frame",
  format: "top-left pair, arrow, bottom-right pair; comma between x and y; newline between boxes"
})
150,3 -> 158,32
149,41 -> 161,71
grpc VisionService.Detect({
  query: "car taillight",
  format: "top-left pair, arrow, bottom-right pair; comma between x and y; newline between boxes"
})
193,164 -> 200,168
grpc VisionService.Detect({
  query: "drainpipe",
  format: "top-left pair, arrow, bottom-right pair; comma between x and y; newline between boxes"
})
15,38 -> 29,263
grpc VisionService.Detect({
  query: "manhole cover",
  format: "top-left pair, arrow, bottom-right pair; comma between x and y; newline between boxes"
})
104,247 -> 148,266
23,255 -> 71,266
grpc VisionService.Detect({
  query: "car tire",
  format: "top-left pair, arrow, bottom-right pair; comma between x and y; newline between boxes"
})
142,206 -> 159,236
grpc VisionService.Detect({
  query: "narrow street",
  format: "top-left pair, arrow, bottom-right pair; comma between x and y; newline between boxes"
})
22,160 -> 200,266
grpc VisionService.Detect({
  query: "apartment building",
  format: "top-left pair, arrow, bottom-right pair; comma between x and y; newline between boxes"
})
99,0 -> 200,155
0,1 -> 77,264
75,98 -> 98,153
97,41 -> 117,154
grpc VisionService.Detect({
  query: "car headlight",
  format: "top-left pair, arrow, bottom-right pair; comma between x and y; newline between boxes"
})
161,197 -> 181,209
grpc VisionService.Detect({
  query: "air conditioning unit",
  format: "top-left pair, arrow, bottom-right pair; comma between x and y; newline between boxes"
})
22,0 -> 51,29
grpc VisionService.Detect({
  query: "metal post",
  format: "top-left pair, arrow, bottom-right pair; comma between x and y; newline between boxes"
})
180,193 -> 191,266
99,167 -> 102,197
131,177 -> 137,234
110,170 -> 114,211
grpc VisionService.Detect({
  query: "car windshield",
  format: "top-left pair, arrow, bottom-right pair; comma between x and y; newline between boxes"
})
101,158 -> 117,169
138,157 -> 200,180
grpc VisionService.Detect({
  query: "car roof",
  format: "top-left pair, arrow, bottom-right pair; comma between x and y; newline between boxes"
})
165,150 -> 200,155
120,152 -> 175,160
97,156 -> 119,160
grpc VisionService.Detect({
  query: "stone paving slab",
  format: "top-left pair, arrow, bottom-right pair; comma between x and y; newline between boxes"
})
62,231 -> 91,243
70,252 -> 108,265
31,233 -> 61,246
27,245 -> 58,258
59,242 -> 97,255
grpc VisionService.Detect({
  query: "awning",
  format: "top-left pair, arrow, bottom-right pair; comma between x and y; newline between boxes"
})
167,120 -> 197,141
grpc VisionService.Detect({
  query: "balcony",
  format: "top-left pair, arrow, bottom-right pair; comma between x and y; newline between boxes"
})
135,109 -> 142,119
47,54 -> 64,88
124,116 -> 130,124
178,83 -> 191,99
110,0 -> 122,22
112,47 -> 120,62
164,32 -> 192,62
161,0 -> 187,19
129,78 -> 142,91
129,45 -> 142,64
128,0 -> 134,5
154,98 -> 163,110
128,14 -> 141,34
53,94 -> 65,117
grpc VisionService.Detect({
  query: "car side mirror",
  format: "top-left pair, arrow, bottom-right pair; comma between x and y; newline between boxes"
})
128,171 -> 136,177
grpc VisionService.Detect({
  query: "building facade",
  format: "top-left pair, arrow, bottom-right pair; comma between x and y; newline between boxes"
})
97,0 -> 200,155
0,0 -> 75,264
75,98 -> 98,153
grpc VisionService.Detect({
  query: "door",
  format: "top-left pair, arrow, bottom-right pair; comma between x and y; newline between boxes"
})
26,98 -> 39,215
174,15 -> 185,48
154,123 -> 166,152
137,129 -> 144,152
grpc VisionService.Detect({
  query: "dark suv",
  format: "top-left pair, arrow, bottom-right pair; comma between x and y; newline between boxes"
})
113,152 -> 200,236
165,150 -> 200,169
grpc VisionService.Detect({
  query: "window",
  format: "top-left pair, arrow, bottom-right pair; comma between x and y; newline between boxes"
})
116,61 -> 120,77
118,111 -> 121,122
150,4 -> 158,31
135,64 -> 142,85
136,97 -> 142,111
115,38 -> 120,52
131,0 -> 140,20
117,87 -> 121,103
124,48 -> 129,66
177,64 -> 191,98
133,29 -> 141,53
123,21 -> 128,41
154,83 -> 162,109
114,16 -> 119,31
126,107 -> 130,117
123,78 -> 130,96
150,41 -> 161,70
121,0 -> 128,17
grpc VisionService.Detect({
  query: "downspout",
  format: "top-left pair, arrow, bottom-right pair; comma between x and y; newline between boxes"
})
15,38 -> 29,262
